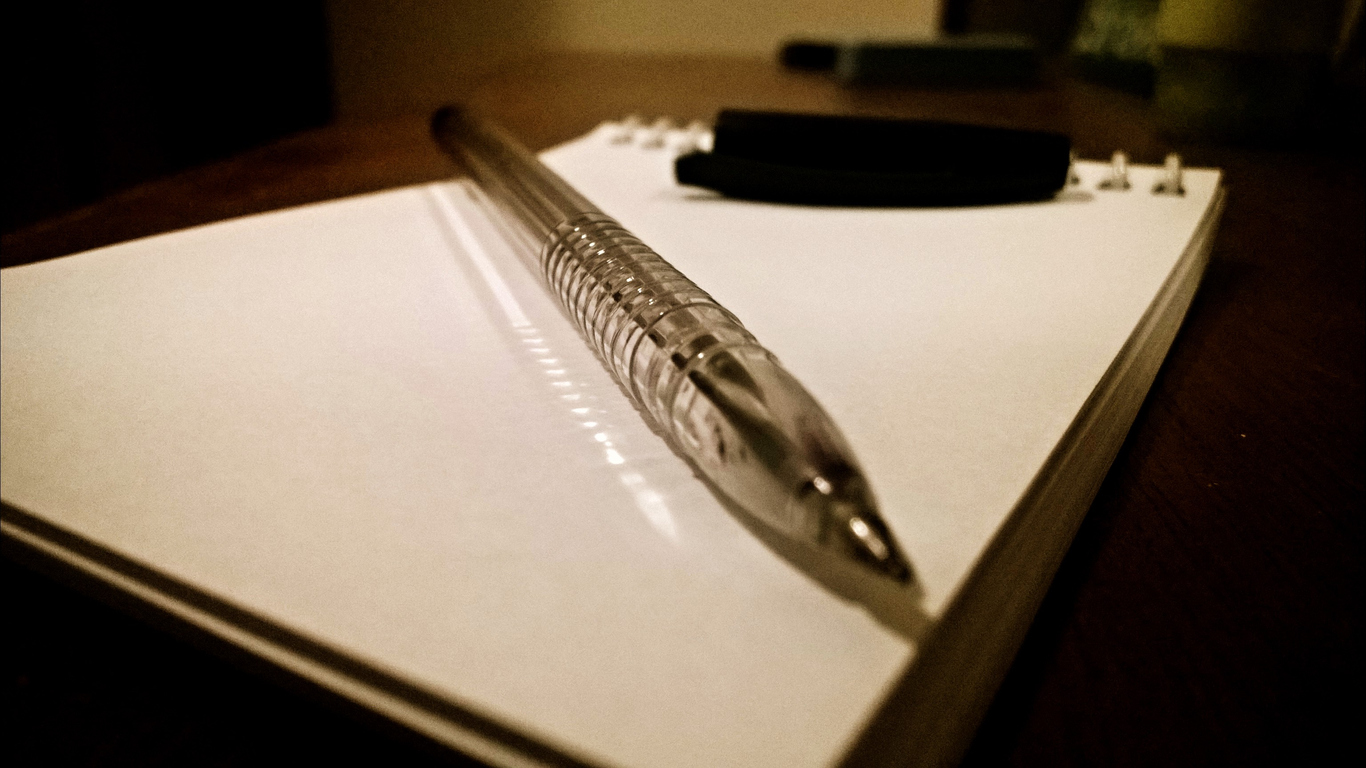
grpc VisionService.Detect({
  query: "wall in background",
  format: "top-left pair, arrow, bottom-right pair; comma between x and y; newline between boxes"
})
327,0 -> 943,118
4,2 -> 332,234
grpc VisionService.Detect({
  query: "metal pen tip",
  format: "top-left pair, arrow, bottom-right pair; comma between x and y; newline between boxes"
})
846,515 -> 914,582
808,477 -> 915,584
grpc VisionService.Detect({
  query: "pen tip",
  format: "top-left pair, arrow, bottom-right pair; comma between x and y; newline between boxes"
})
846,514 -> 914,582
800,472 -> 915,583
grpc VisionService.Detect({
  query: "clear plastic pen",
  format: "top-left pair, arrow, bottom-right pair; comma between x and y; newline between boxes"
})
432,106 -> 912,582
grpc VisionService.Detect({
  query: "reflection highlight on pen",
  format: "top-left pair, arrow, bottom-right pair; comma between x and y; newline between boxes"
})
431,184 -> 680,543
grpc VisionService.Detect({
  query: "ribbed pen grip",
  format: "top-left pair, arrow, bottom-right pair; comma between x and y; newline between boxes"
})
541,212 -> 765,438
431,106 -> 912,581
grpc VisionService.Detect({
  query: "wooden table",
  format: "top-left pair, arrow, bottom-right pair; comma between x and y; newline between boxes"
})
5,54 -> 1361,766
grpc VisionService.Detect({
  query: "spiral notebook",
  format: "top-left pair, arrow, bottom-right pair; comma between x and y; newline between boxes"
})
1,121 -> 1224,768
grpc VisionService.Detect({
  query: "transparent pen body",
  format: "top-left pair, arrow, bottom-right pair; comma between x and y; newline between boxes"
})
433,108 -> 910,580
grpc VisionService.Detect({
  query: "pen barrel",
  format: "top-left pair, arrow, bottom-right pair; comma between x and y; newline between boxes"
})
433,106 -> 911,580
542,213 -> 757,431
435,105 -> 769,452
433,107 -> 594,241
542,213 -> 878,550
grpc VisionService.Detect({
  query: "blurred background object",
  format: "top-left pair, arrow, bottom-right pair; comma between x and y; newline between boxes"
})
779,33 -> 1042,87
1068,0 -> 1162,95
942,0 -> 1086,51
1153,0 -> 1359,142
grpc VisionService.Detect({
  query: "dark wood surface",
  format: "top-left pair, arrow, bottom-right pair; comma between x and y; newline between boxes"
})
4,54 -> 1361,766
